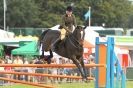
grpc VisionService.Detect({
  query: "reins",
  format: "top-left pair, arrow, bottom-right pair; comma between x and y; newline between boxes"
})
67,32 -> 84,49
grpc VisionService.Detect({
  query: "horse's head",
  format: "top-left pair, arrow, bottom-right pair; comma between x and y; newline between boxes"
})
73,26 -> 85,45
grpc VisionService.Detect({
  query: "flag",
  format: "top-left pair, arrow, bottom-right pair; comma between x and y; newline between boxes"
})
84,10 -> 90,20
3,0 -> 7,11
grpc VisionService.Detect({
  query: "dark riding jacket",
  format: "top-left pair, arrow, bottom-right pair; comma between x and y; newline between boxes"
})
61,14 -> 77,33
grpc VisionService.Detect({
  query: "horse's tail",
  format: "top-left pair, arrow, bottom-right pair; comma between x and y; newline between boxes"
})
38,29 -> 50,50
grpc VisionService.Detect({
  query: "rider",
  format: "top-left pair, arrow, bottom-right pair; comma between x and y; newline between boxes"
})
52,6 -> 77,50
60,6 -> 77,40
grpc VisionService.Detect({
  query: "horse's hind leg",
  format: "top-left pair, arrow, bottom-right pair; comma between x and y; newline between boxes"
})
40,44 -> 45,58
47,49 -> 53,64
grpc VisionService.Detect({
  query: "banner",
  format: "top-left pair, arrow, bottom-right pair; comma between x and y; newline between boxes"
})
84,10 -> 90,20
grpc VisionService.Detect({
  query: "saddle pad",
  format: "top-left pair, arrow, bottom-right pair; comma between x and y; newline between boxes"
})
60,28 -> 66,40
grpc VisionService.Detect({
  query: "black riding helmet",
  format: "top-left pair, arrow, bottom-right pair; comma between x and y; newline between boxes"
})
66,6 -> 73,12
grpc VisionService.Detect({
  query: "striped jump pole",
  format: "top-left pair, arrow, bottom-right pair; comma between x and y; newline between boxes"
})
95,37 -> 115,88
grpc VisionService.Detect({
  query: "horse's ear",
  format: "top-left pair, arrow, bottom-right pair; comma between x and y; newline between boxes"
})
83,26 -> 87,29
76,26 -> 79,29
76,25 -> 83,29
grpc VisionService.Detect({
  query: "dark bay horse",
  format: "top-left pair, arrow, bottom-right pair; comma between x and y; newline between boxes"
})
39,26 -> 87,80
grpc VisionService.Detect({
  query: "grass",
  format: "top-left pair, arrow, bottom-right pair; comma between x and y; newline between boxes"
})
126,81 -> 133,88
55,82 -> 94,88
0,84 -> 36,88
0,81 -> 132,88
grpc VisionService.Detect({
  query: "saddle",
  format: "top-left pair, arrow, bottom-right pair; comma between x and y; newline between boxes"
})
53,27 -> 70,51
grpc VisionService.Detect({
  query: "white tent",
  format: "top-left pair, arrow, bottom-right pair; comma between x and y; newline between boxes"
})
85,26 -> 105,31
0,29 -> 36,46
0,29 -> 14,38
84,27 -> 100,46
50,25 -> 60,30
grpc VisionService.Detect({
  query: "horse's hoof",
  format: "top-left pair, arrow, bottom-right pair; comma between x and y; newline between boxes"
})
82,78 -> 90,83
47,58 -> 51,64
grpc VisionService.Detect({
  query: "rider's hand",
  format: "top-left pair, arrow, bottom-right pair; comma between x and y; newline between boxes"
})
66,29 -> 72,33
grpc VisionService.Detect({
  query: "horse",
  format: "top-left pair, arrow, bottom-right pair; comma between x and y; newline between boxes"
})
38,26 -> 87,80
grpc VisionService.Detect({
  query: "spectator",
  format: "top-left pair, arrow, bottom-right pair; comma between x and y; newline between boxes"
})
64,60 -> 73,82
5,55 -> 12,64
49,58 -> 58,83
34,59 -> 46,83
4,60 -> 12,83
57,57 -> 65,83
28,60 -> 35,82
13,56 -> 23,80
0,60 -> 5,85
22,58 -> 29,81
89,55 -> 95,77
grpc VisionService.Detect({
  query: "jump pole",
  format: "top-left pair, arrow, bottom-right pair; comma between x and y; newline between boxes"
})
0,64 -> 105,68
0,77 -> 53,88
0,71 -> 94,80
95,37 -> 107,88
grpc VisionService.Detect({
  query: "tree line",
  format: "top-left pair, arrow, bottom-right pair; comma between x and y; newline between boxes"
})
0,0 -> 133,29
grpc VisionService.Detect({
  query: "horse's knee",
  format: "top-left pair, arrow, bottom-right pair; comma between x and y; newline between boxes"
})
47,57 -> 52,64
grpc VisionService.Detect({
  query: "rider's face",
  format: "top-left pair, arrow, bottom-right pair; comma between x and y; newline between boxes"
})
66,11 -> 72,16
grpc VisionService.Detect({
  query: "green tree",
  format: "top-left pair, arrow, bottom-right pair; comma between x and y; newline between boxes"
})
0,0 -> 41,28
35,0 -> 90,27
127,5 -> 133,28
0,0 -> 4,28
35,0 -> 68,27
0,0 -> 133,28
85,0 -> 132,27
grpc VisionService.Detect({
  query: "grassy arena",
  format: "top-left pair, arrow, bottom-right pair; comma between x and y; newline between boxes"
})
0,81 -> 133,88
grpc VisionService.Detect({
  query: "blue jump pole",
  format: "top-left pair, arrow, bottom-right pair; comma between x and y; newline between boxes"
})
95,37 -> 100,88
95,37 -> 126,88
109,37 -> 115,88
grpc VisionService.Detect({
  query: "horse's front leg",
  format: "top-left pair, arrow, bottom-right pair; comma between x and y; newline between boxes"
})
70,56 -> 86,80
79,56 -> 88,80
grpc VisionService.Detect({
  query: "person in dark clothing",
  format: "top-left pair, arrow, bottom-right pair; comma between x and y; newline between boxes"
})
34,59 -> 45,83
61,6 -> 77,33
34,59 -> 44,73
